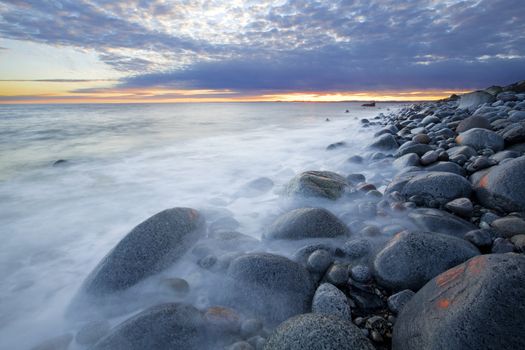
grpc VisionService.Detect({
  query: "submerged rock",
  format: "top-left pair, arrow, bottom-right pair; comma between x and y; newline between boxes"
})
265,208 -> 349,240
225,253 -> 314,324
373,231 -> 479,291
393,254 -> 525,350
77,208 -> 205,297
264,313 -> 375,350
285,171 -> 348,200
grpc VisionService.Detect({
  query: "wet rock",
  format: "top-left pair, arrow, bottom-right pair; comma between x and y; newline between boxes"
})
473,156 -> 525,212
373,231 -> 479,291
511,234 -> 525,251
91,303 -> 206,350
32,334 -> 73,350
368,134 -> 398,150
226,253 -> 314,324
161,277 -> 190,297
346,173 -> 366,184
326,141 -> 347,150
408,208 -> 477,238
204,306 -> 241,333
325,263 -> 350,286
447,145 -> 477,159
412,133 -> 430,144
292,243 -> 335,265
77,208 -> 204,297
347,155 -> 363,164
509,110 -> 525,122
209,216 -> 240,233
464,229 -> 493,248
419,150 -> 438,165
342,238 -> 371,259
456,115 -> 491,132
350,265 -> 371,283
264,313 -> 375,350
228,341 -> 254,350
393,254 -> 525,350
285,171 -> 348,200
241,319 -> 263,338
239,177 -> 274,197
312,283 -> 351,320
52,159 -> 68,167
501,122 -> 525,144
491,238 -> 515,253
444,197 -> 473,217
307,249 -> 333,273
422,161 -> 465,175
400,171 -> 471,206
387,289 -> 415,314
265,208 -> 349,240
491,216 -> 525,238
76,320 -> 110,346
456,128 -> 504,152
458,90 -> 496,110
395,142 -> 433,157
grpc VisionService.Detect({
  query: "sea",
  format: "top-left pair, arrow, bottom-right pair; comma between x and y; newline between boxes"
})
0,102 -> 402,349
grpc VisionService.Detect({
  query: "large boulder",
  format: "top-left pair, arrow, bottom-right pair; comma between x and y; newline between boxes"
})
91,303 -> 207,350
368,133 -> 399,151
400,171 -> 472,206
373,231 -> 479,291
265,208 -> 349,240
393,254 -> 525,350
408,208 -> 477,238
79,208 -> 205,296
285,171 -> 348,200
456,115 -> 491,132
225,253 -> 314,324
263,313 -> 375,350
458,90 -> 496,110
456,128 -> 504,152
473,156 -> 525,212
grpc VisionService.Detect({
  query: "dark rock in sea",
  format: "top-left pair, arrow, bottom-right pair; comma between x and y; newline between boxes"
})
77,208 -> 205,297
456,115 -> 492,133
464,229 -> 493,248
399,171 -> 472,206
76,320 -> 111,346
444,197 -> 473,217
458,90 -> 496,110
52,159 -> 68,167
326,141 -> 347,150
491,216 -> 525,238
209,216 -> 240,233
393,254 -> 525,350
346,173 -> 366,184
312,283 -> 351,320
408,208 -> 477,238
32,334 -> 73,350
285,171 -> 348,200
347,155 -> 364,164
456,128 -> 504,152
263,313 -> 375,350
239,177 -> 274,197
472,156 -> 525,213
368,133 -> 398,151
387,289 -> 415,314
265,207 -> 349,240
373,231 -> 479,291
225,253 -> 314,324
90,303 -> 206,350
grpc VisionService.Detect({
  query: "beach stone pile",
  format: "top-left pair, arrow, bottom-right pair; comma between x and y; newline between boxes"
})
33,80 -> 525,350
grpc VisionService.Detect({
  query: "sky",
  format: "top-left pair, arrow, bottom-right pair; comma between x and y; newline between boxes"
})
0,0 -> 524,103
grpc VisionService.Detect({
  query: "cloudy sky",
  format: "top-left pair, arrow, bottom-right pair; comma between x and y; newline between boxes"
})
0,0 -> 524,103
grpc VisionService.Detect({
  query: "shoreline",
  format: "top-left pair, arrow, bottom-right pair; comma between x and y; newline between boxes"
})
28,81 -> 525,350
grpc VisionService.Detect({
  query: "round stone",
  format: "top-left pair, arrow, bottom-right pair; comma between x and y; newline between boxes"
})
312,283 -> 351,320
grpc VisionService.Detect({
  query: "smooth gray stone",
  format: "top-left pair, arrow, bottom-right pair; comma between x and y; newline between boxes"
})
393,153 -> 420,170
491,217 -> 525,238
312,283 -> 351,320
395,142 -> 433,157
456,128 -> 504,152
444,197 -> 473,217
387,289 -> 415,314
400,171 -> 471,206
408,208 -> 477,238
373,231 -> 479,291
368,133 -> 398,150
458,90 -> 496,110
285,171 -> 348,200
263,313 -> 375,350
393,254 -> 525,350
456,115 -> 491,132
472,156 -> 525,212
422,161 -> 465,175
226,253 -> 314,324
266,208 -> 348,240
446,145 -> 477,159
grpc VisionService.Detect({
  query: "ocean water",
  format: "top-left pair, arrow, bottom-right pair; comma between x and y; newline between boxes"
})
0,102 -> 401,349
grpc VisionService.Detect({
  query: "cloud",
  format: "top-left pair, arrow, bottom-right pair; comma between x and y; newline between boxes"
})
0,0 -> 524,91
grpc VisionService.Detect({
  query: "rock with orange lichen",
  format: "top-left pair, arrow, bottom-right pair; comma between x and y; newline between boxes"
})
393,254 -> 525,350
373,231 -> 479,291
473,156 -> 525,213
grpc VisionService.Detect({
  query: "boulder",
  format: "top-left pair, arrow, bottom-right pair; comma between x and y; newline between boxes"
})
473,156 -> 525,212
422,161 -> 465,175
458,90 -> 496,110
225,253 -> 314,324
395,142 -> 433,157
79,208 -> 204,296
408,208 -> 477,238
373,231 -> 479,291
393,254 -> 525,350
265,208 -> 349,240
400,171 -> 471,206
91,303 -> 207,350
501,122 -> 525,144
263,313 -> 375,350
456,115 -> 491,132
456,128 -> 504,152
285,171 -> 348,200
387,290 -> 415,314
311,283 -> 351,320
490,216 -> 525,238
368,133 -> 398,151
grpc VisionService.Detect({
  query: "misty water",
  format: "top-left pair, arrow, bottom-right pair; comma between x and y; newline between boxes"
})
0,102 -> 402,349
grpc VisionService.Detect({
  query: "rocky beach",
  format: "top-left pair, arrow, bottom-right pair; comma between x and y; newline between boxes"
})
23,80 -> 525,350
